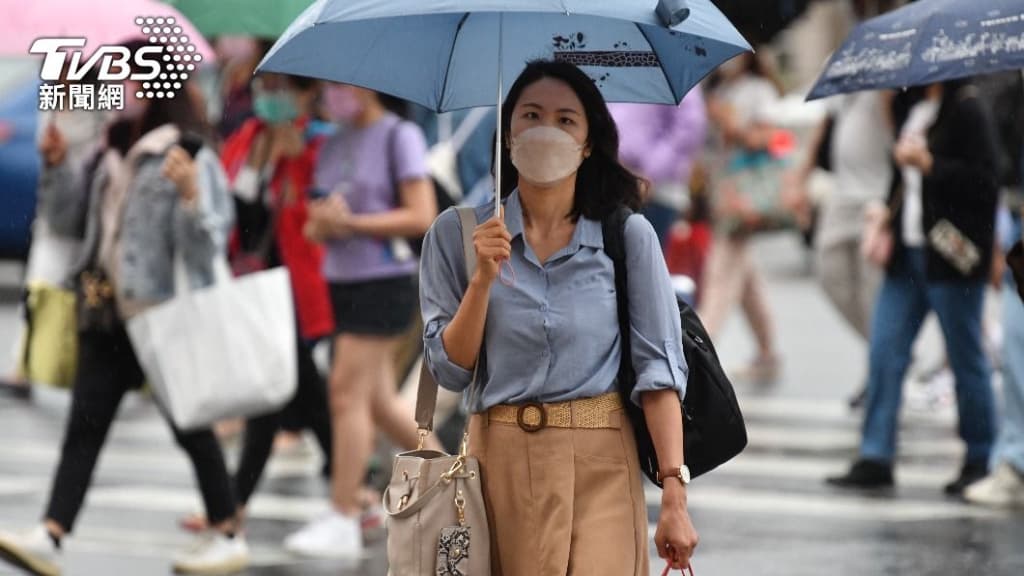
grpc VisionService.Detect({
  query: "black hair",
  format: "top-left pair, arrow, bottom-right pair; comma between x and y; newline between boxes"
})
499,60 -> 642,220
287,74 -> 318,91
111,38 -> 209,152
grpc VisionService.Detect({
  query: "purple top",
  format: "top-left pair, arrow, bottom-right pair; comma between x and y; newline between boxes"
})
315,113 -> 429,283
610,89 -> 707,184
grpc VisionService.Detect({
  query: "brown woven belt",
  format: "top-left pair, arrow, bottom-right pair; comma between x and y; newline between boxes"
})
487,392 -> 623,433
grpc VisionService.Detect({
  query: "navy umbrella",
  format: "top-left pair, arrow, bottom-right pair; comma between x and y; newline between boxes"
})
807,0 -> 1024,100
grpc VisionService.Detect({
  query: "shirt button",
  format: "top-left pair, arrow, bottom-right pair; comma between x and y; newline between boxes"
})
540,304 -> 548,313
541,349 -> 549,357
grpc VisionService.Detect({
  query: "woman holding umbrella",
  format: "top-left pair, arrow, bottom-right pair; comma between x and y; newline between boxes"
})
420,60 -> 698,575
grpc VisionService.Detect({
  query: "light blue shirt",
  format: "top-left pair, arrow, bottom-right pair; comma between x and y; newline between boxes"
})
419,190 -> 687,413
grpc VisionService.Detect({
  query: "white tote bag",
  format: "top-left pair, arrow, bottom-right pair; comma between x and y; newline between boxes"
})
127,256 -> 297,431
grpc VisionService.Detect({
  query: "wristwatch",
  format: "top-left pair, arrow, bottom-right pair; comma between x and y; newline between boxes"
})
657,465 -> 691,486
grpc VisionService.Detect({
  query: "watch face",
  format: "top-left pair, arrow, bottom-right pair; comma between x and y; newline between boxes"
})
681,466 -> 692,484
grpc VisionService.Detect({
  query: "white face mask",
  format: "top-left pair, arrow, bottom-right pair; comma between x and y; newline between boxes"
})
510,126 -> 585,187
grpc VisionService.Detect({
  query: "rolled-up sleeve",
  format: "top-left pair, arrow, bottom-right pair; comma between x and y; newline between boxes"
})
624,215 -> 688,405
419,207 -> 474,392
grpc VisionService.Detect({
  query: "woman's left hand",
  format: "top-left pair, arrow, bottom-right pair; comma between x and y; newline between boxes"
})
655,482 -> 699,570
894,136 -> 933,174
163,146 -> 199,203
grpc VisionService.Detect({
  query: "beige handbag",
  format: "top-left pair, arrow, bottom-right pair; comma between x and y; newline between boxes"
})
385,207 -> 490,576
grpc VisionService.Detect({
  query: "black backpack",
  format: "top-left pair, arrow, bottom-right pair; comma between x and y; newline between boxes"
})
602,205 -> 747,485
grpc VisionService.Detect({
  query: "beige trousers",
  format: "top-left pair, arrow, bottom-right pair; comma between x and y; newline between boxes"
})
468,408 -> 649,576
698,237 -> 775,353
816,238 -> 881,342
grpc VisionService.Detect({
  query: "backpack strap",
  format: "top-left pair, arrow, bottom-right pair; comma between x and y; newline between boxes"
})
386,118 -> 405,206
601,205 -> 636,387
414,206 -> 479,433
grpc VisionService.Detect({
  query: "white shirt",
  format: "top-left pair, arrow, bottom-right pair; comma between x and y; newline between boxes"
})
900,99 -> 941,247
819,92 -> 894,246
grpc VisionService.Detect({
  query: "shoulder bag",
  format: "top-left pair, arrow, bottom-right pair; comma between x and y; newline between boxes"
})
384,206 -> 490,575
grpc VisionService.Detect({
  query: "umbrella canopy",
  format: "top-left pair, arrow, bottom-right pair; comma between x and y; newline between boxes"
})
257,0 -> 750,112
163,0 -> 317,40
0,0 -> 214,61
807,0 -> 1024,100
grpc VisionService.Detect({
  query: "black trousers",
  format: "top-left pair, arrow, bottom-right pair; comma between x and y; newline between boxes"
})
45,327 -> 236,531
234,337 -> 332,506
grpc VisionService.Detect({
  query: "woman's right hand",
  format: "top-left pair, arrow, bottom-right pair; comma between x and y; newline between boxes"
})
471,209 -> 511,286
39,122 -> 67,167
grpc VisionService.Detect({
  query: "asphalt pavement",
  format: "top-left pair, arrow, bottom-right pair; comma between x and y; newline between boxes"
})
1,235 -> 1022,576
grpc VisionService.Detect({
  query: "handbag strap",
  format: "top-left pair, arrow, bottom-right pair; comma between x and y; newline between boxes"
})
414,206 -> 478,432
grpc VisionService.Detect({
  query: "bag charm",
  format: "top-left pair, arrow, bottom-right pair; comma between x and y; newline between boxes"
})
436,490 -> 471,576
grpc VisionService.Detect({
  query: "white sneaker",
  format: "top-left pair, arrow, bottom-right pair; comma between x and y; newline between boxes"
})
172,532 -> 249,575
964,463 -> 1024,508
0,525 -> 62,576
284,510 -> 362,558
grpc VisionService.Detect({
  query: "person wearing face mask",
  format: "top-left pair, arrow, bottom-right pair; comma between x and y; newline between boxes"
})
170,73 -> 341,537
419,60 -> 696,575
283,83 -> 439,558
0,43 -> 244,575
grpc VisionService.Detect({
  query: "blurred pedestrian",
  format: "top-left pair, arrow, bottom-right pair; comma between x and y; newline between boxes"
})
420,59 -> 696,575
175,73 -> 338,535
0,62 -> 247,574
1,75 -> 111,398
284,83 -> 438,558
610,88 -> 708,250
792,91 -> 893,407
698,52 -> 783,381
966,154 -> 1024,507
828,79 -> 1001,496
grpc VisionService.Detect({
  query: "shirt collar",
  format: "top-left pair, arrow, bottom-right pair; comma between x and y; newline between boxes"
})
504,189 -> 604,252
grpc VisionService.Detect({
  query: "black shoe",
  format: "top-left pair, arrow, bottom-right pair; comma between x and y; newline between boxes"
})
826,459 -> 894,489
944,461 -> 988,497
0,379 -> 32,401
847,386 -> 867,411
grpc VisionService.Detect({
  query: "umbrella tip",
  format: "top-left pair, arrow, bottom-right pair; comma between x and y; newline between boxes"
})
656,0 -> 690,28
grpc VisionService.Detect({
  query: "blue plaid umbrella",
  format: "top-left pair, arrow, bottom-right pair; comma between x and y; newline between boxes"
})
808,0 -> 1024,100
257,0 -> 750,213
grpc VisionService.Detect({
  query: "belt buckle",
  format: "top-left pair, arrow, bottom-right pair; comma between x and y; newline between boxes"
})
516,401 -> 547,433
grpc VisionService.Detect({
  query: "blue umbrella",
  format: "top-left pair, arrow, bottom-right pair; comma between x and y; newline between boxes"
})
807,0 -> 1024,101
257,0 -> 750,213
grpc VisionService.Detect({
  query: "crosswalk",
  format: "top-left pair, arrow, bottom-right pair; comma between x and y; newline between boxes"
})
0,382 -> 1008,575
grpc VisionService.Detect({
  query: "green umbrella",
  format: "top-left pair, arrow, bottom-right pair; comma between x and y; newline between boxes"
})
163,0 -> 315,39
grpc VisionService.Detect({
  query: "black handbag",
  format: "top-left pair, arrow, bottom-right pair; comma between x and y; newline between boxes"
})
75,266 -> 118,334
603,205 -> 748,484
